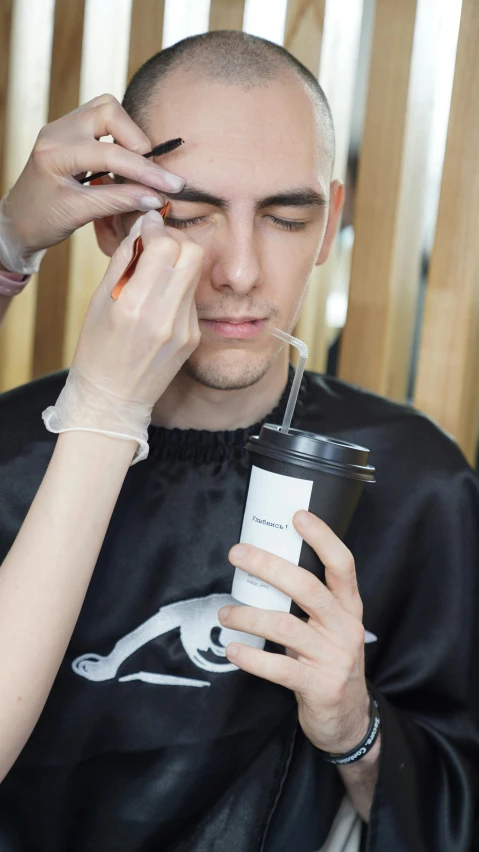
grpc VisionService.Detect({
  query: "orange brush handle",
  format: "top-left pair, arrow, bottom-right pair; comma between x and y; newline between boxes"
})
111,202 -> 171,301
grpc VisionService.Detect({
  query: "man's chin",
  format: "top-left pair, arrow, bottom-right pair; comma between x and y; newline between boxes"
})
183,348 -> 279,391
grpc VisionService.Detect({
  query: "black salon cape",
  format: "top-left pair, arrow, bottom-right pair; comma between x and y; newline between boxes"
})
0,368 -> 478,852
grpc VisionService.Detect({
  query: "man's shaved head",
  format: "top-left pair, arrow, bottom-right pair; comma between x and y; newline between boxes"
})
122,30 -> 335,164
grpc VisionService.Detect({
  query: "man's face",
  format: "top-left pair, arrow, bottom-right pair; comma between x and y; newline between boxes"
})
99,72 -> 343,390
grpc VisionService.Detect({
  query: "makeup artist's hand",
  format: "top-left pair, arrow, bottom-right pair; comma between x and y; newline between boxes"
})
43,210 -> 202,462
74,209 -> 202,404
218,512 -> 370,755
0,94 -> 184,273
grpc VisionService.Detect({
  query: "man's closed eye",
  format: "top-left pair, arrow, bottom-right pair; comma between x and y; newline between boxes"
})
164,215 -> 308,232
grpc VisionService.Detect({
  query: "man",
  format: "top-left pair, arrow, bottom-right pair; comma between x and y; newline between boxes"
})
0,31 -> 478,852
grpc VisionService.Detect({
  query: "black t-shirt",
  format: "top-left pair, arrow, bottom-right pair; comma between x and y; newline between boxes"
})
0,369 -> 478,852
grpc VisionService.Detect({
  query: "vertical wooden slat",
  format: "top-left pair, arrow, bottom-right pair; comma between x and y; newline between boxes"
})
33,0 -> 86,379
285,0 -> 326,367
288,0 -> 363,371
309,0 -> 363,373
209,0 -> 245,31
382,0 -> 439,400
0,0 -> 13,197
0,0 -> 55,392
414,0 -> 479,464
338,0 -> 419,393
62,0 -> 133,367
128,0 -> 165,80
284,0 -> 325,76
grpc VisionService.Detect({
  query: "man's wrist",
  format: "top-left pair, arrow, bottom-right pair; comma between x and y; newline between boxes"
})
317,688 -> 380,765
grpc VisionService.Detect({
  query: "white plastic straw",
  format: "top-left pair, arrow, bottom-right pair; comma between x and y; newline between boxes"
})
267,326 -> 308,433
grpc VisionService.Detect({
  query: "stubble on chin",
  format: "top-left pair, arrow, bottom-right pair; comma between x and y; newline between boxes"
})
183,346 -> 283,391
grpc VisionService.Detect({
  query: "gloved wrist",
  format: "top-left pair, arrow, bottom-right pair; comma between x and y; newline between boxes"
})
0,269 -> 31,297
0,194 -> 47,275
42,366 -> 152,465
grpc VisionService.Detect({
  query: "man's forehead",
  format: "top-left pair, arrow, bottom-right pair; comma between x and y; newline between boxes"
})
147,74 -> 331,180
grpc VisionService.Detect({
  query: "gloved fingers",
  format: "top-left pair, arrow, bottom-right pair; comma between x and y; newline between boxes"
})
87,96 -> 153,154
48,139 -> 182,195
138,210 -> 204,269
45,94 -> 151,153
115,210 -> 184,301
123,211 -> 203,303
94,215 -> 146,303
41,95 -> 184,193
75,179 -> 165,217
62,94 -> 148,151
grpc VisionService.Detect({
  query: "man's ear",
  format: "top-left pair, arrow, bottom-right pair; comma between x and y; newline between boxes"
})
315,179 -> 345,266
90,175 -> 126,258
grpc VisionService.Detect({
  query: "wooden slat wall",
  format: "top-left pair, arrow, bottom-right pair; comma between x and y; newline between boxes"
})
381,0 -> 439,401
33,0 -> 86,379
62,0 -> 134,366
1,0 -> 478,461
339,0 -> 439,402
288,0 -> 363,372
337,0 -> 419,393
285,0 -> 326,367
0,0 -> 13,197
128,0 -> 165,80
414,0 -> 479,464
209,0 -> 245,31
304,0 -> 363,374
0,0 -> 55,392
284,0 -> 325,76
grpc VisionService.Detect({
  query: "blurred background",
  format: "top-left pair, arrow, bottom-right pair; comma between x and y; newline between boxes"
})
1,0 -> 478,465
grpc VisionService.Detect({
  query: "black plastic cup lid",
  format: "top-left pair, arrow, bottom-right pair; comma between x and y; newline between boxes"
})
246,424 -> 375,482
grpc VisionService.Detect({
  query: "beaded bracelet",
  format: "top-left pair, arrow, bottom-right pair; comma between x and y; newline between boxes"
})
317,688 -> 381,765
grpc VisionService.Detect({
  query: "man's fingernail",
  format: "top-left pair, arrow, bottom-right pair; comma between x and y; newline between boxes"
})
295,510 -> 311,526
231,544 -> 247,560
138,196 -> 163,211
218,606 -> 231,621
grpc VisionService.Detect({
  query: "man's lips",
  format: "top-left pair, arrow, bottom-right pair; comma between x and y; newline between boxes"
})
199,318 -> 266,339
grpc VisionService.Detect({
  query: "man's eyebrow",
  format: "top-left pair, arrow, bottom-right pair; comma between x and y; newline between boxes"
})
162,184 -> 229,209
256,188 -> 329,209
161,183 -> 328,210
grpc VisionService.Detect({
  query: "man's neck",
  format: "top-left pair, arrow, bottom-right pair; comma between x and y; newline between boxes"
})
151,355 -> 290,431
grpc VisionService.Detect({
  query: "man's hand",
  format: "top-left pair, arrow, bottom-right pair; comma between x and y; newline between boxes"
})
218,510 -> 370,756
1,94 -> 184,271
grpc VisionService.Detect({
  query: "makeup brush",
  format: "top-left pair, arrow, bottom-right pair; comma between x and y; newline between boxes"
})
79,137 -> 184,184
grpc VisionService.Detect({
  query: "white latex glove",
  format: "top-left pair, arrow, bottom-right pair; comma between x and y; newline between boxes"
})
0,94 -> 184,274
42,210 -> 202,464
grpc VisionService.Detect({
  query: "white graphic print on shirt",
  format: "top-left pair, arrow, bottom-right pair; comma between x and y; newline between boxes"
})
72,592 -> 377,688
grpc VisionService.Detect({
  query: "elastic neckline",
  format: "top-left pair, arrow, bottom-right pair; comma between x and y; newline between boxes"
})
148,366 -> 308,464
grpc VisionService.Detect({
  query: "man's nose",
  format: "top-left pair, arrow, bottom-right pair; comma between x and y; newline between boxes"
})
209,220 -> 262,296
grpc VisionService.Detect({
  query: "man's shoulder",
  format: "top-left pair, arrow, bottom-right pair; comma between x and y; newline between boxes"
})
0,370 -> 67,458
301,370 -> 471,477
